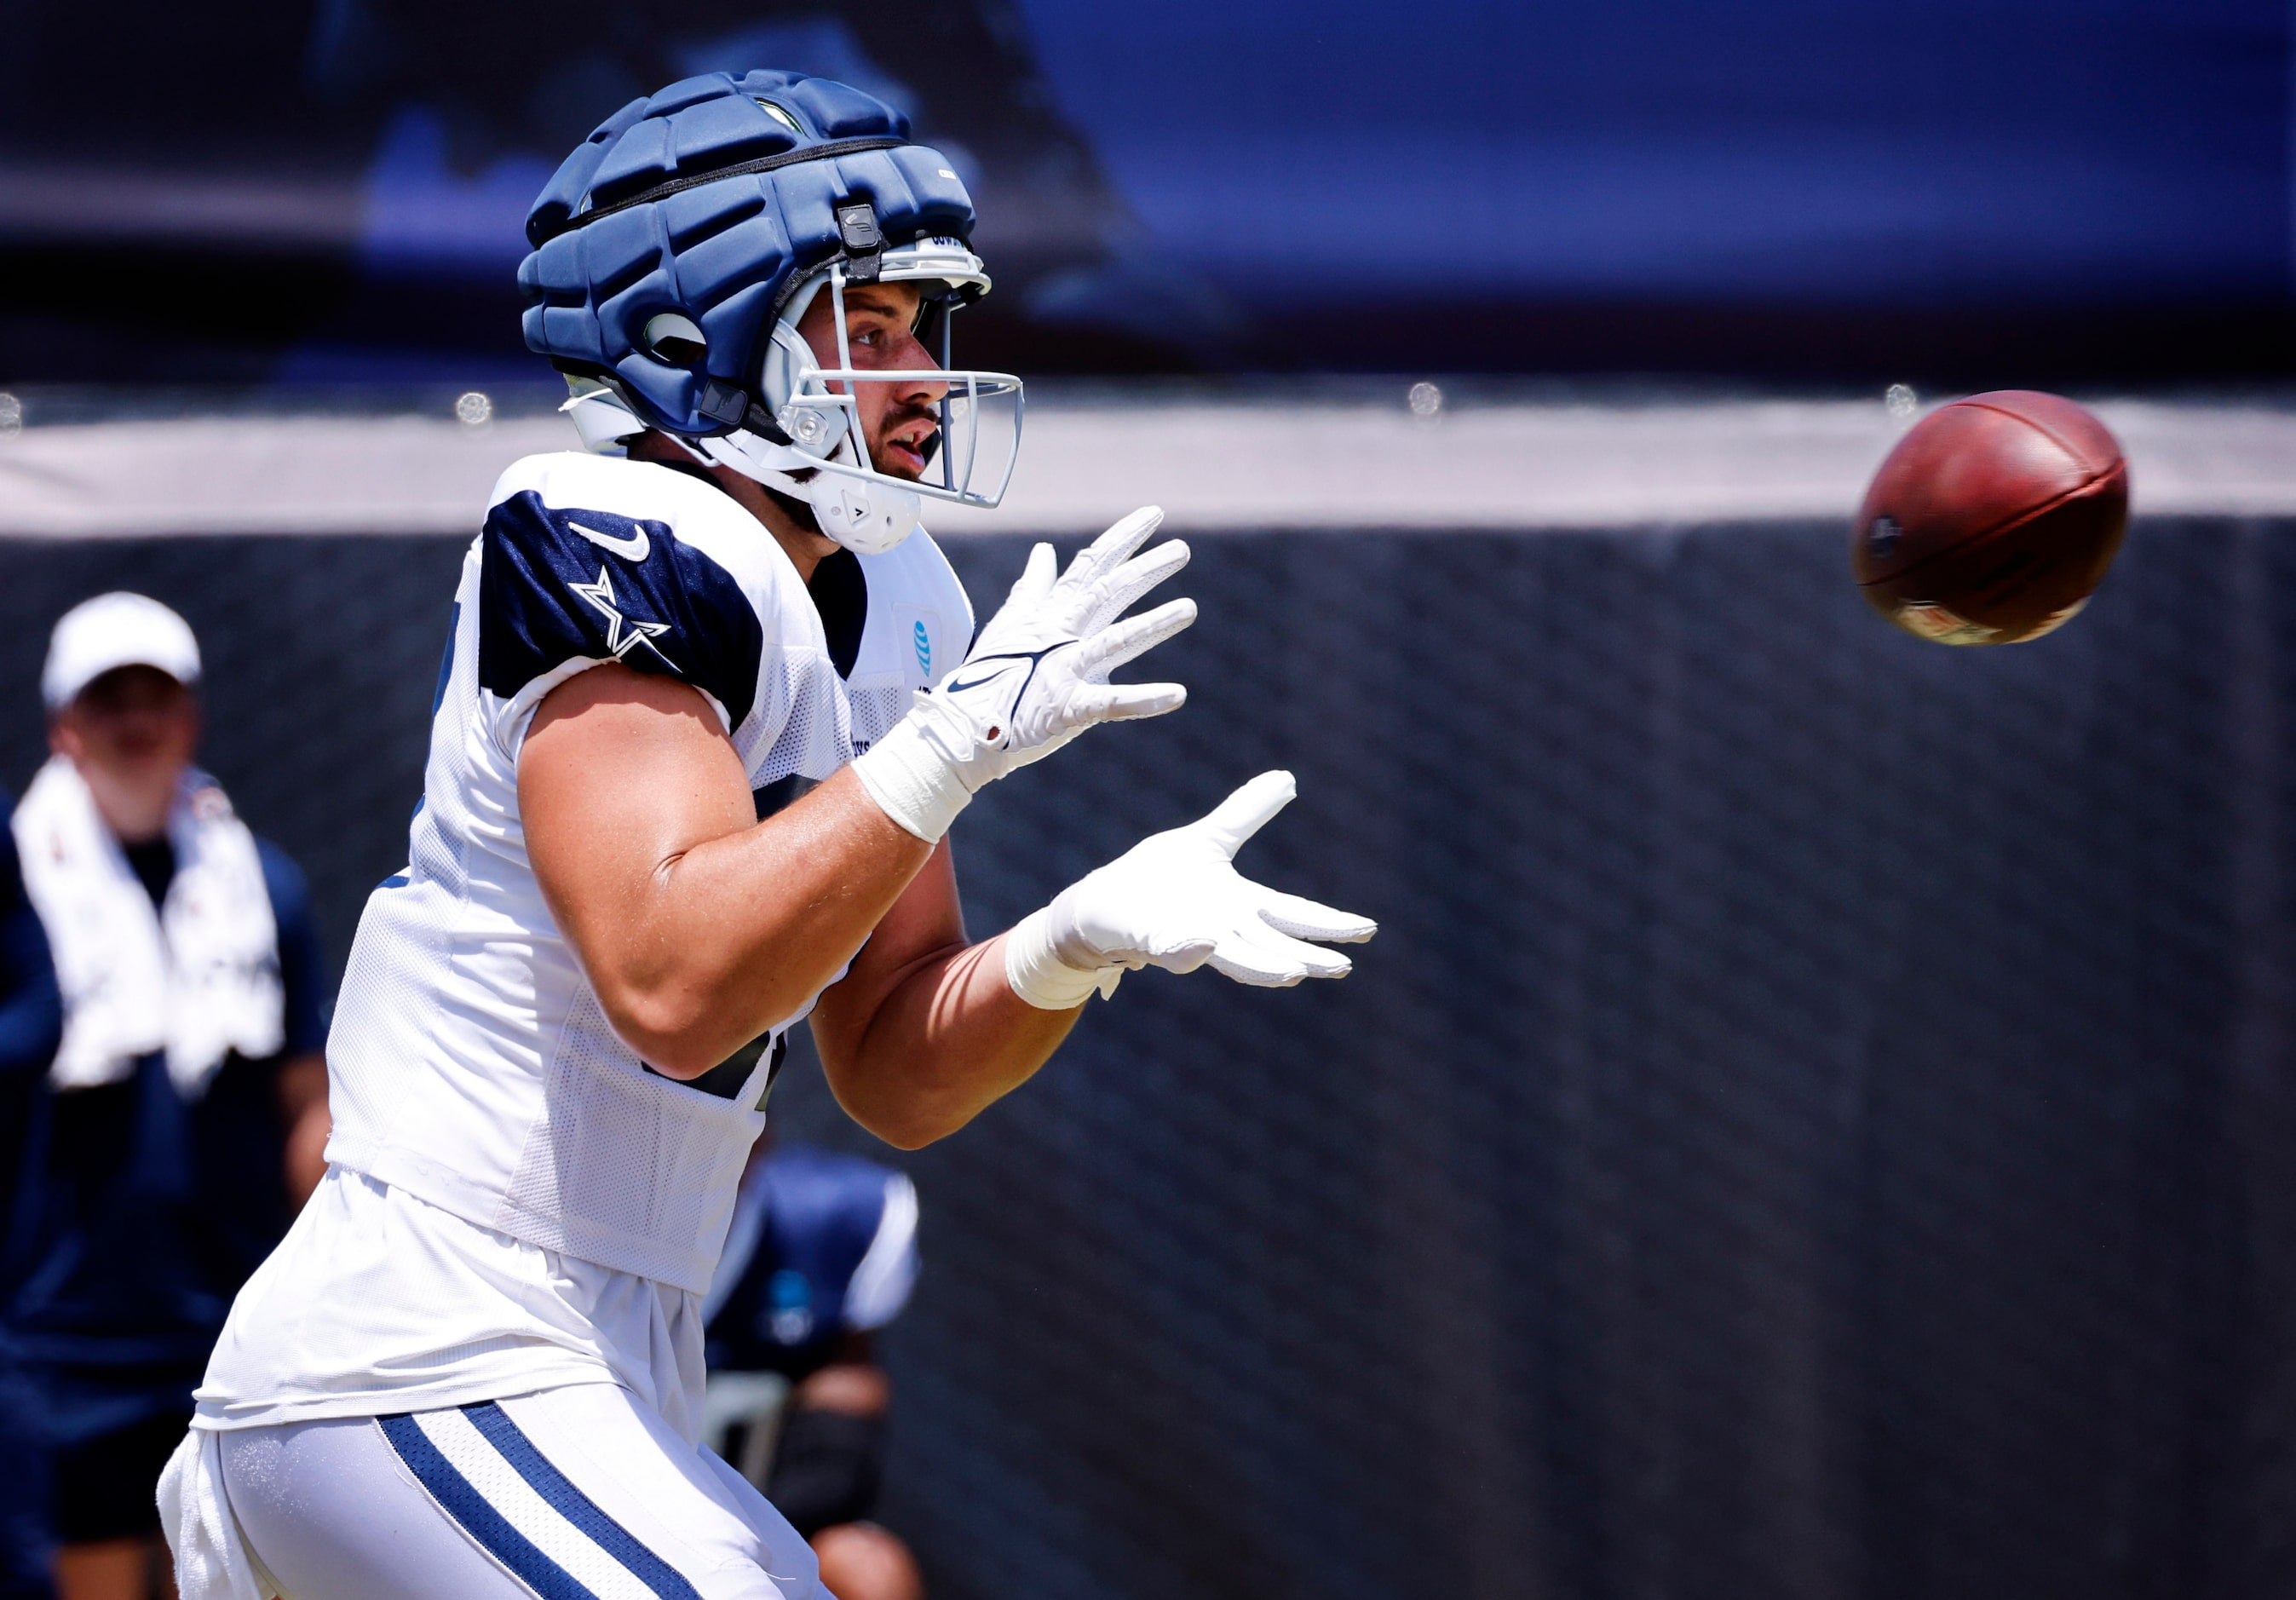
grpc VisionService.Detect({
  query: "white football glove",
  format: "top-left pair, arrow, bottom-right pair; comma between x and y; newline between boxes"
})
853,507 -> 1195,841
1003,771 -> 1378,1009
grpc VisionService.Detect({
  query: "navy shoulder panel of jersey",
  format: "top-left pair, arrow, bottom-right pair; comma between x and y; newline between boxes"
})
478,490 -> 764,727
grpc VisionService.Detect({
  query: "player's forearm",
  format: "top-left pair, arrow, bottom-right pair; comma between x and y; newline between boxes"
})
578,769 -> 934,1078
818,932 -> 1079,1148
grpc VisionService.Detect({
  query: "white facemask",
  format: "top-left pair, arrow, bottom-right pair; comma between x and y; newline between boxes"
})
572,243 -> 1022,555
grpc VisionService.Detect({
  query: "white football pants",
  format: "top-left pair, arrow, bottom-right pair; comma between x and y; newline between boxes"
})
216,1383 -> 824,1600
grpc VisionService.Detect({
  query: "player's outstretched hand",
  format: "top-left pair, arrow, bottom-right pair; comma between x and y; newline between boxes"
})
852,508 -> 1195,841
948,505 -> 1194,761
1004,772 -> 1378,1008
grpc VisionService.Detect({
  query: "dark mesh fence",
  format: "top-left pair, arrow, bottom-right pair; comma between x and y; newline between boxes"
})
0,518 -> 2288,1600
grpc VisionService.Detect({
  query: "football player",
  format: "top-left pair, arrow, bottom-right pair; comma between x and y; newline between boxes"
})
163,71 -> 1372,1600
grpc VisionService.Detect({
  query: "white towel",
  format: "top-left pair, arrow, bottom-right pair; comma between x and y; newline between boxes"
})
13,755 -> 284,1097
159,1427 -> 272,1600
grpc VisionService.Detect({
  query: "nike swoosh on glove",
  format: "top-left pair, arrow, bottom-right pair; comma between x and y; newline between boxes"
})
1004,771 -> 1378,1008
852,507 -> 1195,841
942,504 -> 1194,759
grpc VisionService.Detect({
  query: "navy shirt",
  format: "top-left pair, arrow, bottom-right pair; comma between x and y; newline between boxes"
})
0,836 -> 324,1434
0,804 -> 66,1598
0,814 -> 62,1250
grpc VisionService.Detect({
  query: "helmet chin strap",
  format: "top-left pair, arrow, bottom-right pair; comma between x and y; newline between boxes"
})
690,429 -> 921,556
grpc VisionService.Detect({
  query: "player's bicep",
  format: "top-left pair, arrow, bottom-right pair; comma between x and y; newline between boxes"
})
519,664 -> 754,971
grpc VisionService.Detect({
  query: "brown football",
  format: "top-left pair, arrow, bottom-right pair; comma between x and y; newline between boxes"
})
1852,390 -> 2129,645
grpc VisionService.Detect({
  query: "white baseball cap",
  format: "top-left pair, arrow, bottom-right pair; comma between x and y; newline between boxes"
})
42,592 -> 203,711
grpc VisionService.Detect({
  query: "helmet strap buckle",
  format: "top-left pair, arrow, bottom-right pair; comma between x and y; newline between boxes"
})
696,379 -> 750,427
835,201 -> 884,284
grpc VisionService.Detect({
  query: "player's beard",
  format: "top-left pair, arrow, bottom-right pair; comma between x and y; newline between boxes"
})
764,400 -> 941,537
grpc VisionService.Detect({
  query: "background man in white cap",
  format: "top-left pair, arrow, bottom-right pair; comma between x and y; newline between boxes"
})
3,595 -> 328,1600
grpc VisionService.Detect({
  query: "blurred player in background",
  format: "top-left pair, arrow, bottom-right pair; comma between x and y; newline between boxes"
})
8,596 -> 328,1600
704,1139 -> 923,1600
0,798 -> 64,1600
164,69 -> 1370,1600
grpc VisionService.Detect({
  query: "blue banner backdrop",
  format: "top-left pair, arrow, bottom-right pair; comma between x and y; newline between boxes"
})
0,0 -> 2285,381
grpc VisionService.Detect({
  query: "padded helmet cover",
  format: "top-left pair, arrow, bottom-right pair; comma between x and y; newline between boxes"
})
519,71 -> 977,439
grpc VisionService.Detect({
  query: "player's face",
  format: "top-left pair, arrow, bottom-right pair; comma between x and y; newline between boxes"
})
50,665 -> 201,839
793,281 -> 949,483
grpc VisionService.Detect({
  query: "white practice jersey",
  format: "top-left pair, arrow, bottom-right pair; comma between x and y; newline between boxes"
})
323,452 -> 972,1293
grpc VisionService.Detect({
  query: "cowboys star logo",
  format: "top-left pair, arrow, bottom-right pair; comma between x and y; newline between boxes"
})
568,567 -> 672,665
